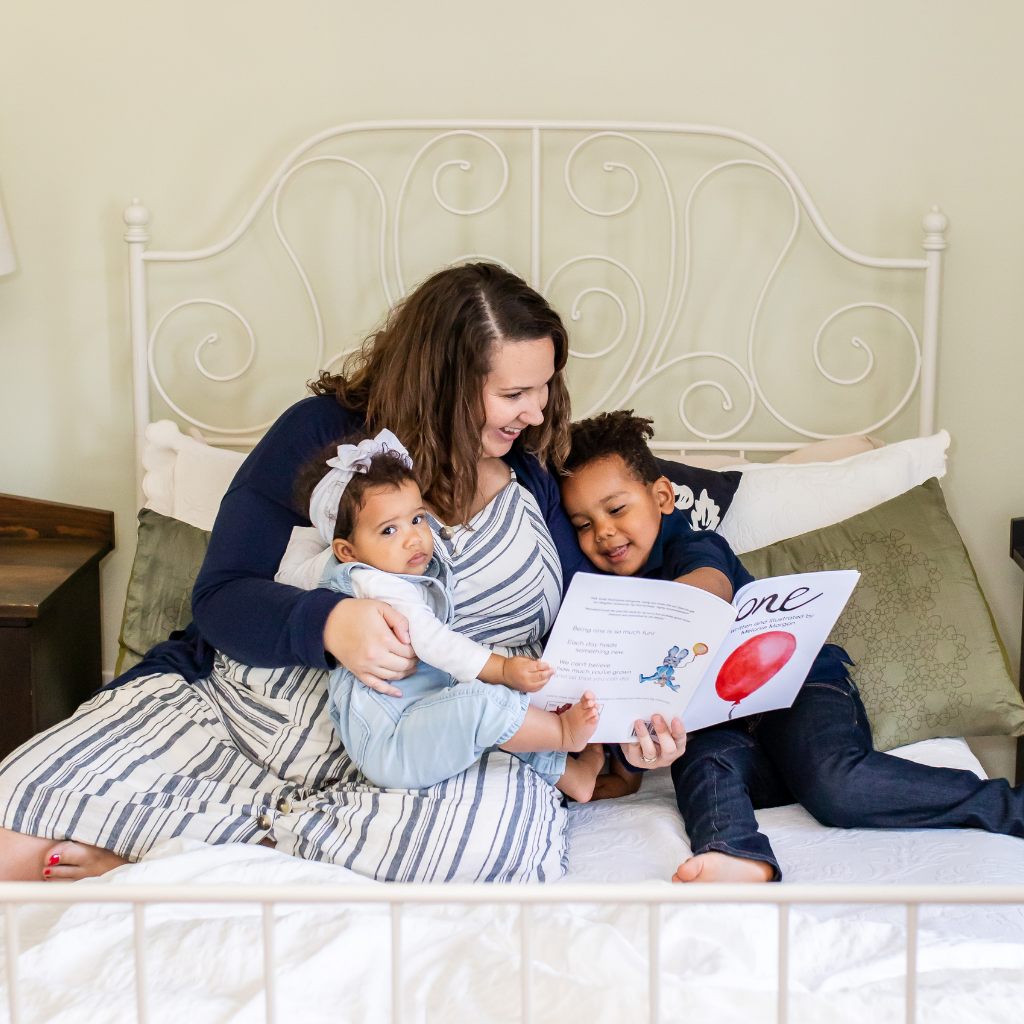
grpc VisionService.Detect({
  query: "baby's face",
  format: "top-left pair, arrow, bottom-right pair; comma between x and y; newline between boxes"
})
560,456 -> 675,576
333,480 -> 435,575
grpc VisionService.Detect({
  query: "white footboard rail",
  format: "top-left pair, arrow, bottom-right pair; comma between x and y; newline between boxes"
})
5,881 -> 1024,1024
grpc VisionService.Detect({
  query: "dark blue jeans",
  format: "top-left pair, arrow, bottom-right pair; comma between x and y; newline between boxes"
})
671,676 -> 1024,881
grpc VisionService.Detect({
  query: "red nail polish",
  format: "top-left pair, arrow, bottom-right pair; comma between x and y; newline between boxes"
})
48,854 -> 60,865
43,869 -> 51,877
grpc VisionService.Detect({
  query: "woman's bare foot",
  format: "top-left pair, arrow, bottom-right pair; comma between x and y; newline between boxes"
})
671,851 -> 774,883
0,827 -> 56,881
556,743 -> 606,803
42,840 -> 127,881
557,691 -> 601,751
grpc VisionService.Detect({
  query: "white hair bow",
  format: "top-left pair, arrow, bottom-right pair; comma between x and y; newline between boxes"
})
308,429 -> 413,544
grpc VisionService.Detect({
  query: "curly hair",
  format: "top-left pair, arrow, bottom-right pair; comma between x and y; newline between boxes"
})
308,263 -> 571,525
560,410 -> 662,484
293,440 -> 419,541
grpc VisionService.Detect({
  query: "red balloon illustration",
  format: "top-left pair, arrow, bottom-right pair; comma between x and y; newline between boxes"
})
715,631 -> 797,718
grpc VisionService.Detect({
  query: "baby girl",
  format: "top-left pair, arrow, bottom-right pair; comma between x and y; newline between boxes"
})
281,430 -> 604,800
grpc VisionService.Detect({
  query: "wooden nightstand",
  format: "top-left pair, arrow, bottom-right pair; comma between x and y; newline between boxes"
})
0,494 -> 114,760
1011,518 -> 1024,785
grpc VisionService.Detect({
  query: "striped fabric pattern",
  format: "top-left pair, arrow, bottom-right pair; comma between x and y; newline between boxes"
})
278,749 -> 567,882
0,476 -> 568,882
436,470 -> 562,657
0,658 -> 347,861
276,475 -> 568,881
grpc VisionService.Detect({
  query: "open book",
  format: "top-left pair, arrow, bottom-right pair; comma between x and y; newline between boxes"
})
531,570 -> 860,743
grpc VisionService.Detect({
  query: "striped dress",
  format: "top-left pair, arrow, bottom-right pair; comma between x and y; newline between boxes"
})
0,474 -> 567,883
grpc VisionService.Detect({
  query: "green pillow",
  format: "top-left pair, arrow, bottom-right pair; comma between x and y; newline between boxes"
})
738,478 -> 1024,751
115,509 -> 211,676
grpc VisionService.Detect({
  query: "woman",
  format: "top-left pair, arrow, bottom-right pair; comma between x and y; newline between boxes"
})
0,263 -> 684,883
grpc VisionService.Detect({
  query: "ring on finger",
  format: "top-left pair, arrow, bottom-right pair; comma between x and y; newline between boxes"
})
640,752 -> 658,763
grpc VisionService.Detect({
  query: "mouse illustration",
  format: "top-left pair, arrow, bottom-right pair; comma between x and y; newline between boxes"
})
639,643 -> 709,692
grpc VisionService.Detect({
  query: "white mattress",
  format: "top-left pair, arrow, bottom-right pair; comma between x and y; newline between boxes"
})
565,736 -> 998,884
4,738 -> 1024,1023
566,737 -> 1024,946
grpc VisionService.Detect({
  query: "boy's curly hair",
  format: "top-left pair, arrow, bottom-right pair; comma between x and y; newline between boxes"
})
293,437 -> 419,541
560,410 -> 662,485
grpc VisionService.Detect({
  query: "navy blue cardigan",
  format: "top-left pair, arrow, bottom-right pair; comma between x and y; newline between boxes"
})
111,395 -> 590,688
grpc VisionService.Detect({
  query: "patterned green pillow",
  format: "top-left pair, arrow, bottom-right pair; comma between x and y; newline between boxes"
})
738,478 -> 1024,751
115,509 -> 211,675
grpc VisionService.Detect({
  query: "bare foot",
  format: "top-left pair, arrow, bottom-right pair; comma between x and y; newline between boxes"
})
557,743 -> 606,803
557,691 -> 601,751
592,755 -> 644,801
0,827 -> 57,881
671,851 -> 774,884
43,840 -> 128,882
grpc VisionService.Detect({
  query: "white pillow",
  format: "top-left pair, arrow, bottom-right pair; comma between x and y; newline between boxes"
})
717,430 -> 950,555
669,434 -> 884,470
142,418 -> 949,552
887,736 -> 987,779
142,420 -> 247,531
275,526 -> 332,590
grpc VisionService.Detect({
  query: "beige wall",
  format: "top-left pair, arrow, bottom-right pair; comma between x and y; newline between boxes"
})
1,2 -> 1022,699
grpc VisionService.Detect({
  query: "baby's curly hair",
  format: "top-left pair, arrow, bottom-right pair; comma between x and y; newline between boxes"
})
560,410 -> 662,485
293,437 -> 418,540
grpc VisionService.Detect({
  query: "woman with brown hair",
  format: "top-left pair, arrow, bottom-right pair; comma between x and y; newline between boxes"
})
0,263 -> 684,884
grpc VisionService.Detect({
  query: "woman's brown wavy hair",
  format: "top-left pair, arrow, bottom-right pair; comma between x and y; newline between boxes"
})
309,263 -> 571,525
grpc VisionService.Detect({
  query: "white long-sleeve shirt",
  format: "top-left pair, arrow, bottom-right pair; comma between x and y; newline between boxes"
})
275,527 -> 491,684
347,567 -> 491,684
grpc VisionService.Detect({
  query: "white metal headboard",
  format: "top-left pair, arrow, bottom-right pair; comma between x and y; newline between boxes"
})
123,119 -> 948,506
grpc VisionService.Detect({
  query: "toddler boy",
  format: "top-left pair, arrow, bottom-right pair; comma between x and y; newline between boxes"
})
558,411 -> 852,882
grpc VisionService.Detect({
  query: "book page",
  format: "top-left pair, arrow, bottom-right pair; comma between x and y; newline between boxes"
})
534,573 -> 737,743
680,569 -> 860,732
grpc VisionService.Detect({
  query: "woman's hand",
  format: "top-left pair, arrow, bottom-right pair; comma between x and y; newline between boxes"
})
323,599 -> 417,697
620,714 -> 687,770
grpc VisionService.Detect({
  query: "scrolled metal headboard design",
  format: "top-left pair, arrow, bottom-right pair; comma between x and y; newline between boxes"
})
124,120 -> 948,505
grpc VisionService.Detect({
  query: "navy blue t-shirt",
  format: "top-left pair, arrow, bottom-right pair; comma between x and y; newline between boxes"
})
109,395 -> 590,689
636,508 -> 755,592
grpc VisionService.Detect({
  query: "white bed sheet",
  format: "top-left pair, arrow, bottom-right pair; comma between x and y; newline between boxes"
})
566,737 -> 1024,946
4,738 -> 1024,1024
565,737 -> 997,884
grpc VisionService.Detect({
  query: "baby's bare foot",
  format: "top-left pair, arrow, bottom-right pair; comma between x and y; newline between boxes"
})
43,841 -> 128,882
558,691 -> 601,751
671,851 -> 774,884
556,744 -> 606,803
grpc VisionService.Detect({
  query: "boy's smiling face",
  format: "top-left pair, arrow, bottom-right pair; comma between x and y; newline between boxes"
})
560,455 -> 676,576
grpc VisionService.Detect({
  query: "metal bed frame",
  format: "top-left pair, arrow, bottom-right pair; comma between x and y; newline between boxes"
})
6,881 -> 1024,1024
119,120 -> 948,504
8,121 -> 1014,1024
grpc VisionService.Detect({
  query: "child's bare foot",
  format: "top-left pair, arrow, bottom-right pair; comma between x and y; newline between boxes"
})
43,840 -> 127,881
557,691 -> 600,751
592,754 -> 643,801
557,743 -> 606,803
671,851 -> 774,883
